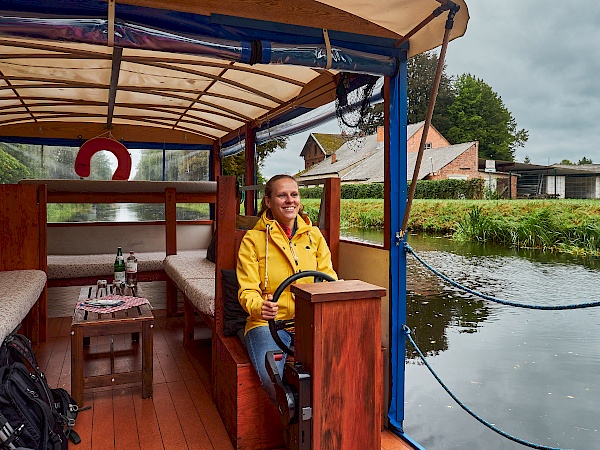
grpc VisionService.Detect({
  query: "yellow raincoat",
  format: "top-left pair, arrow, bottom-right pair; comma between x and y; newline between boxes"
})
236,211 -> 337,334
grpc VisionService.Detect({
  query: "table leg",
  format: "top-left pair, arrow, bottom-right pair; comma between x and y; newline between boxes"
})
166,278 -> 178,317
71,327 -> 84,406
142,320 -> 153,399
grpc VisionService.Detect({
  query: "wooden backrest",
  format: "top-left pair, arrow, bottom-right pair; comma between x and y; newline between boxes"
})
0,184 -> 46,271
214,176 -> 237,333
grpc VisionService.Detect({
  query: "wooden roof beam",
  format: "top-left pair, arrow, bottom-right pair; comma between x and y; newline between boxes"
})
106,47 -> 123,129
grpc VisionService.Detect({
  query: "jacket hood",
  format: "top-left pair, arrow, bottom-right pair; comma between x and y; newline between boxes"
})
253,210 -> 314,294
254,210 -> 313,233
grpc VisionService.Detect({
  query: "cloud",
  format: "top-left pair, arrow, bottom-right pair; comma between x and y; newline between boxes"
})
263,0 -> 600,175
445,0 -> 600,164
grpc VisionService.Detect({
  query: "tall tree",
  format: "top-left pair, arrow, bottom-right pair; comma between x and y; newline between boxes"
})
359,52 -> 455,136
407,51 -> 455,137
446,74 -> 528,161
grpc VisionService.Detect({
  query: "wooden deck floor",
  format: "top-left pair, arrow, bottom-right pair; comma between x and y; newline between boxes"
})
35,310 -> 412,450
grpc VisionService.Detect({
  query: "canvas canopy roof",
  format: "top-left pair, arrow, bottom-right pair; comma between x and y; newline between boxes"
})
0,0 -> 468,147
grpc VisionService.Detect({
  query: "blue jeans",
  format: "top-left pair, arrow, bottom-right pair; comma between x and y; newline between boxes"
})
245,325 -> 292,403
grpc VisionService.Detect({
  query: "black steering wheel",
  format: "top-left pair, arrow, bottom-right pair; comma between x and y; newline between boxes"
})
268,270 -> 336,356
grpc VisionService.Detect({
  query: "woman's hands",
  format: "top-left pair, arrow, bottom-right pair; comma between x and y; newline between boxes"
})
261,294 -> 279,320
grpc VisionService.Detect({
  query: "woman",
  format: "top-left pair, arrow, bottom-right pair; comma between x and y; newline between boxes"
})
236,174 -> 337,402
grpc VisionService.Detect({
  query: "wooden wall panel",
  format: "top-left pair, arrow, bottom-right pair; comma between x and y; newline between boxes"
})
0,184 -> 41,271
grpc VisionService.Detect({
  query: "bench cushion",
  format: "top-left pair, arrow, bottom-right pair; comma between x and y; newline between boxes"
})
163,250 -> 216,316
0,270 -> 46,343
47,251 -> 166,279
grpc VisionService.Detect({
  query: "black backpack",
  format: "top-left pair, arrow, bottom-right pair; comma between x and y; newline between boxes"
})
0,334 -> 81,450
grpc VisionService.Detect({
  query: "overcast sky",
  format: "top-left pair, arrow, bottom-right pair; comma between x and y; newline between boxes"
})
262,0 -> 600,178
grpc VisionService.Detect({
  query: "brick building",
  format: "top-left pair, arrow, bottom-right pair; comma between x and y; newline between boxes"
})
297,122 -> 517,198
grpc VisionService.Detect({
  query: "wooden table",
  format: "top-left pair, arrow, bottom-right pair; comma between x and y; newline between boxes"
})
70,284 -> 153,407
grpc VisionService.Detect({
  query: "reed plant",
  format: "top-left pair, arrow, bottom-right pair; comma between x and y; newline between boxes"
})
47,203 -> 92,222
303,198 -> 600,256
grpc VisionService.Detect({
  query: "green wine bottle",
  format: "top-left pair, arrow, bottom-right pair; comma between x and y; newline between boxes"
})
114,247 -> 126,284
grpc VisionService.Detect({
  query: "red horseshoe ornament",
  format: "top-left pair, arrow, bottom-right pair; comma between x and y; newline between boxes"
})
74,137 -> 132,180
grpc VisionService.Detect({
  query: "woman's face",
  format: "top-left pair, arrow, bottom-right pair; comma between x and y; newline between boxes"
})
265,178 -> 300,228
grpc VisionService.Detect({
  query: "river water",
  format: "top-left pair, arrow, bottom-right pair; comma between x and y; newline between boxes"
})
343,229 -> 600,450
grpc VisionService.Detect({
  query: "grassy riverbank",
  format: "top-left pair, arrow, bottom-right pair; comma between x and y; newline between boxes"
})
303,198 -> 600,256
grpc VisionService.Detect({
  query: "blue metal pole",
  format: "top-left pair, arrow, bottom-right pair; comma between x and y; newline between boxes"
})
388,48 -> 408,431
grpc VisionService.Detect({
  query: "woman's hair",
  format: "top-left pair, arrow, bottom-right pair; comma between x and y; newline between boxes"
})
258,174 -> 304,216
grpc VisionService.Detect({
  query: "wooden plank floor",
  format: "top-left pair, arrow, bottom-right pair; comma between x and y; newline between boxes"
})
35,309 -> 413,450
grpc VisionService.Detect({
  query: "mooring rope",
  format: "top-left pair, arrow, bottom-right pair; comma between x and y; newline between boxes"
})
405,243 -> 600,310
402,325 -> 566,450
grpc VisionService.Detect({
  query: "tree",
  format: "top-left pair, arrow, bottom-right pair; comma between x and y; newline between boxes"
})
523,155 -> 531,164
560,159 -> 574,165
222,137 -> 288,181
358,102 -> 384,136
446,74 -> 528,161
578,156 -> 593,165
174,150 -> 210,181
134,149 -> 189,181
407,51 -> 455,137
359,51 -> 455,136
1,143 -> 42,178
0,149 -> 31,183
1,143 -> 113,180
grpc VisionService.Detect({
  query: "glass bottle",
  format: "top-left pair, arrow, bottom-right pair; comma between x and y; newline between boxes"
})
126,251 -> 138,288
114,247 -> 126,285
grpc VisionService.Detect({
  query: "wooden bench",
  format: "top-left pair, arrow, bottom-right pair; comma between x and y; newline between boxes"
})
0,270 -> 47,344
163,249 -> 216,333
19,179 -> 217,316
0,184 -> 47,344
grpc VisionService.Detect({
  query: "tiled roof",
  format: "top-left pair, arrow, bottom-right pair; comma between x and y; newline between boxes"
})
298,134 -> 381,177
298,121 -> 470,182
306,121 -> 422,157
311,133 -> 347,154
339,142 -> 477,182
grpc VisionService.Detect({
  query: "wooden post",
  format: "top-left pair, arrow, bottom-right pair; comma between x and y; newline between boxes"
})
38,184 -> 48,342
165,187 -> 177,316
321,178 -> 340,271
212,141 -> 221,181
291,280 -> 386,450
244,124 -> 255,216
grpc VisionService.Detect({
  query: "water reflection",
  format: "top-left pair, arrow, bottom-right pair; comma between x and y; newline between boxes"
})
342,228 -> 600,449
49,202 -> 209,222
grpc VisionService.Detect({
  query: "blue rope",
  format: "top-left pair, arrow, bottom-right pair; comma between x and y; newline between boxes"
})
402,325 -> 567,450
405,243 -> 600,310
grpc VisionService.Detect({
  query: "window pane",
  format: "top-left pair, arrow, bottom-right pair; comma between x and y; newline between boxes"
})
1,143 -> 211,222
